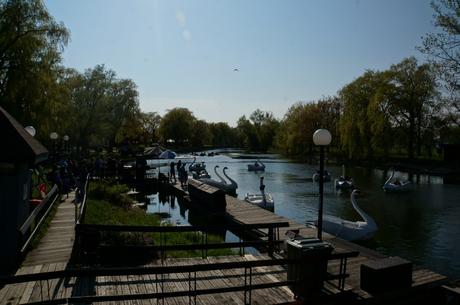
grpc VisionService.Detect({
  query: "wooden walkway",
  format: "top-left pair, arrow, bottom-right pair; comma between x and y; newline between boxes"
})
22,191 -> 77,266
0,255 -> 295,305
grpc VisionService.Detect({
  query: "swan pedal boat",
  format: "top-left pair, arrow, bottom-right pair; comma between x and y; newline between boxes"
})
335,177 -> 354,191
248,160 -> 265,171
317,189 -> 377,241
244,193 -> 274,211
383,170 -> 412,192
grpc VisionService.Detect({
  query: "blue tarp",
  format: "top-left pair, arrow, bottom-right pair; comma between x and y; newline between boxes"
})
159,150 -> 176,159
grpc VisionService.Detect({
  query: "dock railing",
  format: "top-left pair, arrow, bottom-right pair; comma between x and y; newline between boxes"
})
74,173 -> 89,224
75,221 -> 290,261
18,185 -> 60,255
0,253 -> 358,305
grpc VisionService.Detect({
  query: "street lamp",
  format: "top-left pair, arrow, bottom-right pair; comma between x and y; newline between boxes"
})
25,126 -> 36,137
313,129 -> 332,240
50,132 -> 59,160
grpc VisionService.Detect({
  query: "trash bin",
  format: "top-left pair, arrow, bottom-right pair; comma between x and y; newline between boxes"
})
286,238 -> 333,299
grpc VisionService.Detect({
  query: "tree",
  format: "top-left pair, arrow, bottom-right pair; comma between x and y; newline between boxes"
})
385,58 -> 438,159
106,78 -> 140,146
0,0 -> 69,128
140,111 -> 161,143
209,122 -> 237,147
339,71 -> 384,159
190,120 -> 211,148
419,0 -> 460,123
158,107 -> 196,145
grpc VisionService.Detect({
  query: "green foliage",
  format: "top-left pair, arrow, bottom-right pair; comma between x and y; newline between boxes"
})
419,0 -> 460,121
0,0 -> 69,138
88,181 -> 132,208
85,198 -> 234,257
237,109 -> 280,152
276,97 -> 340,158
158,107 -> 196,145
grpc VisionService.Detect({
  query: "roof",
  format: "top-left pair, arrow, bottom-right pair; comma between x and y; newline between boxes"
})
0,107 -> 48,164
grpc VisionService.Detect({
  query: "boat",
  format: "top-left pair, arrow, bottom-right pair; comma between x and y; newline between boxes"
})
318,189 -> 377,241
335,176 -> 354,191
188,157 -> 206,172
198,166 -> 238,195
245,177 -> 274,211
248,159 -> 265,171
313,170 -> 331,182
245,193 -> 274,211
383,170 -> 412,192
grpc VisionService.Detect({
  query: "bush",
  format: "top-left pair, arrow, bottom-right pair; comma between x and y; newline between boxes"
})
88,181 -> 131,208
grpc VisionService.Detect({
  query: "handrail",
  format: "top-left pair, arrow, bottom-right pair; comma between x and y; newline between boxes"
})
0,253 -> 359,304
19,185 -> 59,254
0,257 -> 321,284
77,222 -> 290,232
76,173 -> 90,224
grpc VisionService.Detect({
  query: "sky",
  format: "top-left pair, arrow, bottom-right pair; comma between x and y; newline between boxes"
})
45,0 -> 436,126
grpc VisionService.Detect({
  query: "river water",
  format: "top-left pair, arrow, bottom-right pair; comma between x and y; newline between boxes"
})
144,152 -> 460,280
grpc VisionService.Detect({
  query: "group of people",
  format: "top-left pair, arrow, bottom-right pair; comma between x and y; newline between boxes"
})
169,160 -> 188,187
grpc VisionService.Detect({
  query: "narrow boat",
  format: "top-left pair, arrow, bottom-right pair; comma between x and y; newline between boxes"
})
318,189 -> 377,241
383,170 -> 412,192
248,159 -> 265,171
244,177 -> 274,211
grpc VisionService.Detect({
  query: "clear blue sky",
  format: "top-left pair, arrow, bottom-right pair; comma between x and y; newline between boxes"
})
45,0 -> 435,126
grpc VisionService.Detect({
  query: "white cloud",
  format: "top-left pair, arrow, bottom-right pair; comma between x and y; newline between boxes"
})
175,10 -> 191,41
182,30 -> 192,41
175,11 -> 187,27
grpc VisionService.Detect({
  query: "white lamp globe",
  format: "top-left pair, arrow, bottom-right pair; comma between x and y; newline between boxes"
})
50,132 -> 59,140
25,126 -> 36,137
63,135 -> 69,142
313,129 -> 332,146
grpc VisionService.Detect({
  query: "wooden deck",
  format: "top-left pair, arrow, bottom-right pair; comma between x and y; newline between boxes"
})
170,181 -> 449,301
22,191 -> 78,266
0,255 -> 295,305
0,183 -> 449,305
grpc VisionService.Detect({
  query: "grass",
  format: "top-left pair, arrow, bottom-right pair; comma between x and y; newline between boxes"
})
85,182 -> 235,258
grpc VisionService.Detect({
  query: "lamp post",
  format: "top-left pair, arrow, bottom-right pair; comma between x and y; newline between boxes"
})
63,135 -> 69,155
50,132 -> 59,160
25,126 -> 36,137
313,129 -> 332,240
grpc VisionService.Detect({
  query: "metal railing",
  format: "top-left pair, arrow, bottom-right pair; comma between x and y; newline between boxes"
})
75,174 -> 90,224
19,185 -> 59,255
76,222 -> 290,260
0,252 -> 358,305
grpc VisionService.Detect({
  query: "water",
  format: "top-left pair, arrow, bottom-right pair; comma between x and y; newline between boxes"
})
142,152 -> 460,280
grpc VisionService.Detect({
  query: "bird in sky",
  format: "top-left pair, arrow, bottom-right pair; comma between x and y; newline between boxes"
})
233,68 -> 239,72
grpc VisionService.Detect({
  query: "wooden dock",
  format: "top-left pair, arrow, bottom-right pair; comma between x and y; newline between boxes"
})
22,191 -> 78,266
0,182 -> 450,305
169,181 -> 449,302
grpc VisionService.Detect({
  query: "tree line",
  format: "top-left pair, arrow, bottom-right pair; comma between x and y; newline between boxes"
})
1,0 -> 459,161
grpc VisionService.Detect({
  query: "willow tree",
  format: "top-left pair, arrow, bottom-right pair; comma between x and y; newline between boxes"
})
0,0 -> 69,133
339,71 -> 385,159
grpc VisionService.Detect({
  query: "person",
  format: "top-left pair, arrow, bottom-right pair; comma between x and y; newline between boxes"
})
170,161 -> 176,183
259,176 -> 266,203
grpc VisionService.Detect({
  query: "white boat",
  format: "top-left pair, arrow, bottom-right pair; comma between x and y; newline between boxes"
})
244,177 -> 274,211
335,176 -> 354,191
248,160 -> 265,171
245,193 -> 274,211
383,170 -> 412,192
318,189 -> 377,241
188,157 -> 206,172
